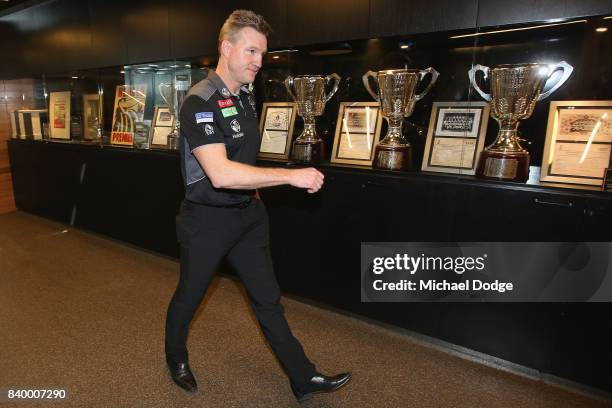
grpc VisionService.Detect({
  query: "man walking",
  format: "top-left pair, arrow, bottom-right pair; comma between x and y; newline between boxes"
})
164,9 -> 351,402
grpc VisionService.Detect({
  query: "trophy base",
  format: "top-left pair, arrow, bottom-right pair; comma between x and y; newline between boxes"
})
475,150 -> 530,182
291,140 -> 325,163
373,144 -> 412,171
167,134 -> 179,150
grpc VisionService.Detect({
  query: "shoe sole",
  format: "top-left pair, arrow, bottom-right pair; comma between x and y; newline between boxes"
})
296,374 -> 352,403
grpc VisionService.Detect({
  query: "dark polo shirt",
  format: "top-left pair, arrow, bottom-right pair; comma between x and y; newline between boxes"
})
179,70 -> 260,206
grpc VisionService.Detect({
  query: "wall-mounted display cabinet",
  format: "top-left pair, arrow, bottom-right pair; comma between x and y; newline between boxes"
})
4,12 -> 612,191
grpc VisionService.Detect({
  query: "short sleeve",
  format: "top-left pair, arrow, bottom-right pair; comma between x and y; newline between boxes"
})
179,95 -> 224,150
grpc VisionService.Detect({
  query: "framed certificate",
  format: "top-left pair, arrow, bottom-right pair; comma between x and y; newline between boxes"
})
150,106 -> 175,147
49,91 -> 71,140
330,102 -> 382,166
421,101 -> 490,175
83,94 -> 102,140
257,102 -> 297,161
541,101 -> 612,187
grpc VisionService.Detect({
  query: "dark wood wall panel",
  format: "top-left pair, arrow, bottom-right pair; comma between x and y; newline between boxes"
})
0,15 -> 26,78
28,0 -> 93,74
0,0 -> 611,78
168,0 -> 237,60
121,0 -> 170,64
0,8 -> 34,78
287,0 -> 370,45
88,0 -> 128,68
370,0 -> 479,37
169,0 -> 288,60
476,0 -> 612,28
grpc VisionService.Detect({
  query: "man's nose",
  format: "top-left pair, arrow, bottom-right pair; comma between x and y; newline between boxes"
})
253,54 -> 262,69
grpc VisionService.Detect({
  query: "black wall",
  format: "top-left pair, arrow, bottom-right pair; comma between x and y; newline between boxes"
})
1,0 -> 611,78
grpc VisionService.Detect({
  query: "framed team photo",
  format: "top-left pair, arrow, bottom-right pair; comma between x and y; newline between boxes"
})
421,101 -> 490,175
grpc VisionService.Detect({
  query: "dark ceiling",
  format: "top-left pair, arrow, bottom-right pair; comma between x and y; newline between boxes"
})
0,0 -> 43,15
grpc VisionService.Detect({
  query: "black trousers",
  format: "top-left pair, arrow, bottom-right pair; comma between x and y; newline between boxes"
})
165,198 -> 316,387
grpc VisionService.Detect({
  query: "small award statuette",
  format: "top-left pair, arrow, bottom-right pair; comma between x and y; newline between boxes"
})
159,83 -> 180,150
603,168 -> 612,192
469,62 -> 573,182
363,68 -> 439,171
285,74 -> 341,163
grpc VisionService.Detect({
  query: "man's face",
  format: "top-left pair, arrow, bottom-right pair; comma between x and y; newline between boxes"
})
225,27 -> 267,85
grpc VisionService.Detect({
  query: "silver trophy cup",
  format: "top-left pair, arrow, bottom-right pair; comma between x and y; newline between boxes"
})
159,83 -> 180,150
285,74 -> 341,163
363,68 -> 439,170
469,61 -> 573,181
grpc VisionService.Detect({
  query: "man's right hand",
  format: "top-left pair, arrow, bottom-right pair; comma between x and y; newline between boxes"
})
289,168 -> 325,193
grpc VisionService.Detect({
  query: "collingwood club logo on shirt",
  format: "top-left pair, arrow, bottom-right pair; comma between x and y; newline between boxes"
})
204,124 -> 214,135
230,119 -> 243,139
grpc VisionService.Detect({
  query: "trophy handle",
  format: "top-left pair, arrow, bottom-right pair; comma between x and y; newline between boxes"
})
537,61 -> 574,101
159,83 -> 176,114
284,76 -> 297,101
362,70 -> 380,102
323,73 -> 341,103
414,67 -> 440,101
468,64 -> 492,102
158,83 -> 169,106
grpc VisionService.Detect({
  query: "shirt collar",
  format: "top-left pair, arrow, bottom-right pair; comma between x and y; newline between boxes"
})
207,70 -> 252,97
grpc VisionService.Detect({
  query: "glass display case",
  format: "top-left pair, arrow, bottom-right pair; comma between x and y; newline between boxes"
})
4,12 -> 612,189
6,60 -> 197,151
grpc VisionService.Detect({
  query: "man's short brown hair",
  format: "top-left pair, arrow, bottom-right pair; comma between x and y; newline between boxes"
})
218,10 -> 272,52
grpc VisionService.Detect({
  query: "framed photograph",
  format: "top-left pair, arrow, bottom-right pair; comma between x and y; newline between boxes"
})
150,106 -> 175,147
421,101 -> 490,175
9,110 -> 19,139
541,101 -> 612,187
330,102 -> 382,166
49,91 -> 71,140
83,94 -> 102,140
257,102 -> 297,161
110,84 -> 147,147
17,109 -> 47,140
153,106 -> 175,127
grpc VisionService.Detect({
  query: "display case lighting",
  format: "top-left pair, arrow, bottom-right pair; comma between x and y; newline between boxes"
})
268,49 -> 298,54
596,27 -> 608,33
450,19 -> 587,39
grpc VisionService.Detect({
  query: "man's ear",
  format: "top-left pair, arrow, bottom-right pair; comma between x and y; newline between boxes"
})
221,40 -> 233,59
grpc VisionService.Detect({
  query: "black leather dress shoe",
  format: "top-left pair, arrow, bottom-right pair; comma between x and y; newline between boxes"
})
291,372 -> 352,402
166,357 -> 197,393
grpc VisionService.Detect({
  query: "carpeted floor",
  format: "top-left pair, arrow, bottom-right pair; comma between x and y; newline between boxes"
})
0,210 -> 610,408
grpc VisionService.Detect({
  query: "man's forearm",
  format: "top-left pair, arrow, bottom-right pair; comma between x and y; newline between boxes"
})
212,159 -> 292,190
